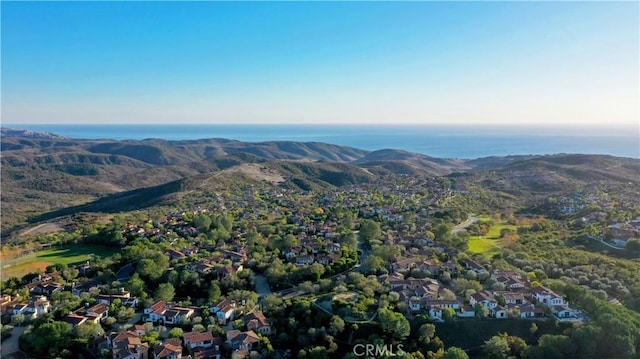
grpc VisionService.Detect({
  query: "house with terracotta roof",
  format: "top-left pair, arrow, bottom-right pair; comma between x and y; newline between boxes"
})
186,261 -> 215,274
144,301 -> 194,325
192,345 -> 222,359
166,249 -> 186,261
244,311 -> 274,335
532,286 -> 568,307
470,291 -> 498,309
11,295 -> 51,322
87,303 -> 110,320
131,325 -> 147,336
97,290 -> 139,308
153,341 -> 182,359
28,282 -> 64,297
226,330 -> 261,351
183,331 -> 215,349
210,299 -> 236,325
109,331 -> 149,359
71,280 -> 100,296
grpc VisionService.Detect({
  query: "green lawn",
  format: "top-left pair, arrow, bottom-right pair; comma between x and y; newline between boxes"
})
1,245 -> 117,279
468,237 -> 501,254
468,220 -> 519,256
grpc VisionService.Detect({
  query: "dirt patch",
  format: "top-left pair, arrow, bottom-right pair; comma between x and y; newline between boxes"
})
0,247 -> 22,263
2,261 -> 51,279
222,163 -> 285,184
18,223 -> 64,237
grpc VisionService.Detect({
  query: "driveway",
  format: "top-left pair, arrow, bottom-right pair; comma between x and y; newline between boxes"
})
1,325 -> 26,358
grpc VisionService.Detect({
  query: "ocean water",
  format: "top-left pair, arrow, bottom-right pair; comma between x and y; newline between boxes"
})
6,124 -> 640,159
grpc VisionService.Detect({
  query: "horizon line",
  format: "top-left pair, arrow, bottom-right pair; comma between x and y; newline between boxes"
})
4,122 -> 639,128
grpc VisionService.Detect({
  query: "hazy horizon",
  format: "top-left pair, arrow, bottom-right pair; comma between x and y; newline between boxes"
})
2,2 -> 639,126
6,122 -> 639,138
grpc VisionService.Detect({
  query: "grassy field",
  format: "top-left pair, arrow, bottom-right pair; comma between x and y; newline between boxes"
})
1,245 -> 117,279
468,220 -> 520,256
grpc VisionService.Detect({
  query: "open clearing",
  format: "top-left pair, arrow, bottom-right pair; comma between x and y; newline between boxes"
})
468,220 -> 520,256
1,245 -> 117,279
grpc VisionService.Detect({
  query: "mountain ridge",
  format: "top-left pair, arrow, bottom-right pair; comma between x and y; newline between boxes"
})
2,128 -> 639,234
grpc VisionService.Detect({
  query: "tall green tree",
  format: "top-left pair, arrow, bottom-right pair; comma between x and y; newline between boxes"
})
32,321 -> 72,357
359,220 -> 382,248
329,316 -> 345,336
443,347 -> 470,359
482,335 -> 510,359
155,283 -> 176,301
378,308 -> 411,340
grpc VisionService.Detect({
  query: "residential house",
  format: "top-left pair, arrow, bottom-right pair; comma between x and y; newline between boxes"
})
317,254 -> 337,265
493,305 -> 508,319
457,305 -> 475,318
244,311 -> 274,335
492,271 -> 527,290
219,249 -> 247,264
97,289 -> 139,308
72,280 -> 100,296
192,346 -> 222,359
28,282 -> 64,297
496,292 -> 525,305
508,303 -> 541,318
392,258 -> 420,272
226,330 -> 261,351
183,331 -> 214,349
166,249 -> 187,261
295,255 -> 314,266
110,331 -> 149,359
428,305 -> 444,321
327,242 -> 341,253
210,299 -> 236,325
462,259 -> 488,274
153,340 -> 182,359
187,261 -> 215,275
144,301 -> 194,325
131,325 -> 147,336
31,273 -> 55,283
532,286 -> 568,307
63,313 -> 88,326
553,305 -> 580,320
470,291 -> 498,309
85,303 -> 110,322
11,296 -> 51,322
388,277 -> 440,292
183,247 -> 199,256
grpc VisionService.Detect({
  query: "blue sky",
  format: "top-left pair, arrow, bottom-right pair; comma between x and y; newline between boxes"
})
2,1 -> 638,126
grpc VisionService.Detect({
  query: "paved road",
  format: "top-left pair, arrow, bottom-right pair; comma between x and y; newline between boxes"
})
452,216 -> 479,234
1,325 -> 26,358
